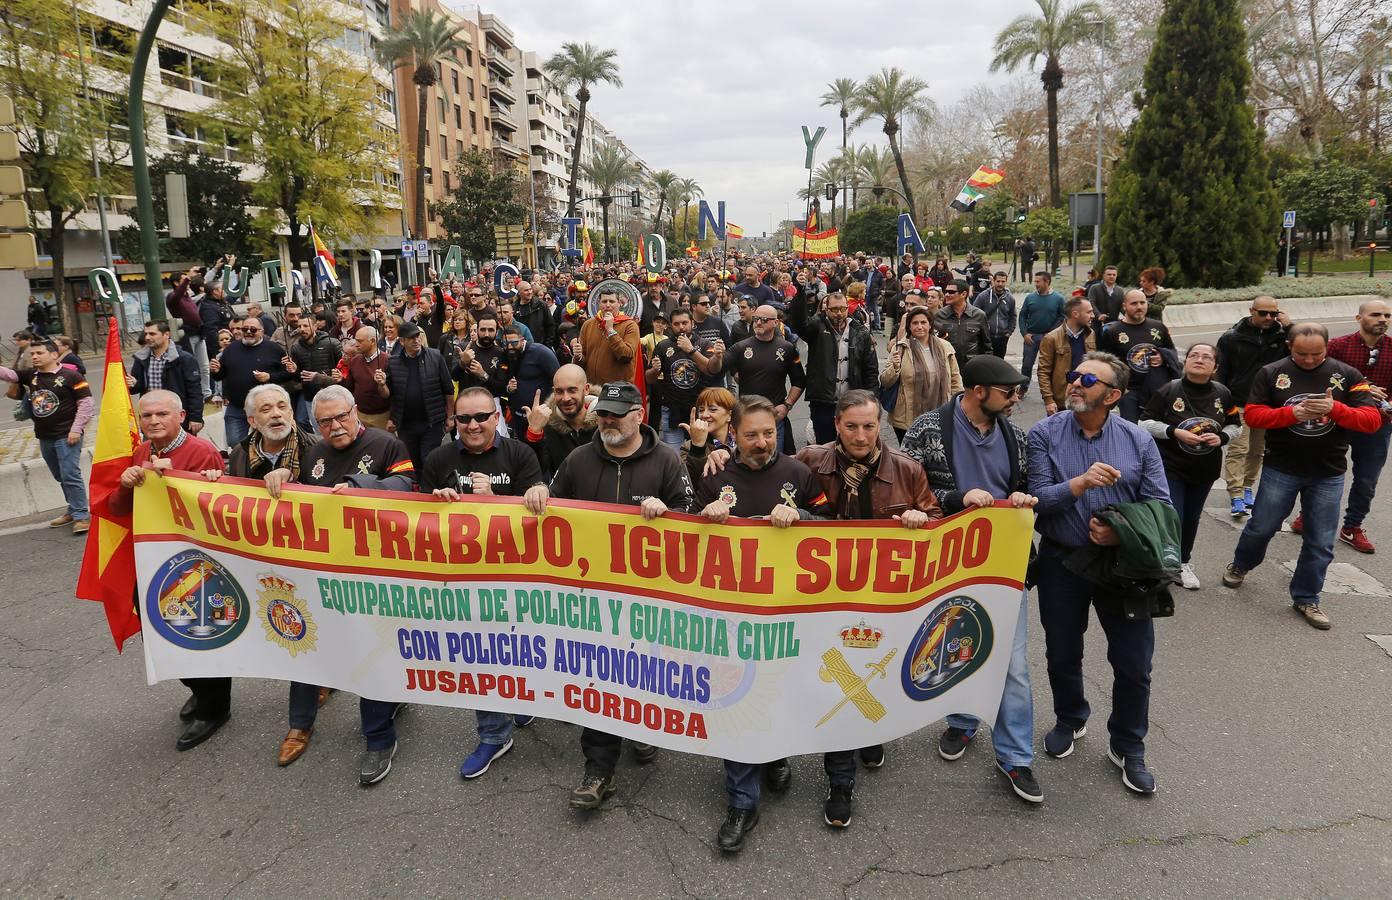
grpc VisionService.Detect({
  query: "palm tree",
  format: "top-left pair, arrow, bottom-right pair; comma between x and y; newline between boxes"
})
852,68 -> 936,220
991,0 -> 1109,207
544,42 -> 622,218
581,142 -> 637,262
858,145 -> 898,203
813,160 -> 843,225
647,168 -> 679,233
376,10 -> 470,240
820,77 -> 858,223
672,177 -> 702,241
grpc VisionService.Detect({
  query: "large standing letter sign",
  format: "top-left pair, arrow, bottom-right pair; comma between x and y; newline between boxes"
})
802,125 -> 826,170
643,235 -> 666,274
897,213 -> 926,258
261,259 -> 287,304
220,265 -> 251,300
368,249 -> 382,290
697,200 -> 726,242
493,262 -> 519,299
560,217 -> 583,259
439,245 -> 466,281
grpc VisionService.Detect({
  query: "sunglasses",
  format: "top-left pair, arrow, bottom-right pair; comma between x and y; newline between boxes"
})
1252,309 -> 1281,318
454,411 -> 495,424
752,315 -> 778,324
693,300 -> 710,306
1066,371 -> 1117,389
987,385 -> 1025,398
943,289 -> 959,295
240,327 -> 261,334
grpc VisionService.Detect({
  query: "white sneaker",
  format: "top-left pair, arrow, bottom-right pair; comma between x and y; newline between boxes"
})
1179,563 -> 1200,591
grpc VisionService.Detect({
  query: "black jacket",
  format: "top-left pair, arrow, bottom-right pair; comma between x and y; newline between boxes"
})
387,346 -> 455,427
513,297 -> 556,350
197,295 -> 235,345
549,424 -> 693,511
130,346 -> 204,425
1216,317 -> 1290,406
289,332 -> 343,404
788,289 -> 878,403
525,405 -> 598,479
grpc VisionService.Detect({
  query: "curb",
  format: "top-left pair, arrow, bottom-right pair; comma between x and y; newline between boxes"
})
1163,294 -> 1378,329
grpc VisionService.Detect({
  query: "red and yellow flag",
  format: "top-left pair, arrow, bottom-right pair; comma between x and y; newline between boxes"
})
582,224 -> 595,266
727,223 -> 745,240
75,319 -> 141,650
966,166 -> 1006,190
635,233 -> 645,267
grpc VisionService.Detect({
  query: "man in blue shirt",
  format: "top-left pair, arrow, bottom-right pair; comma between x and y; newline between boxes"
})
1017,272 -> 1065,387
1026,351 -> 1170,795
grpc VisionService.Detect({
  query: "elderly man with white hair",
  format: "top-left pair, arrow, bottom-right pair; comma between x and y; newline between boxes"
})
108,389 -> 228,752
201,383 -> 319,488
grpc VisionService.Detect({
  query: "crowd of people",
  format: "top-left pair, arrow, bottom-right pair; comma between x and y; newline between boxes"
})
21,245 -> 1390,854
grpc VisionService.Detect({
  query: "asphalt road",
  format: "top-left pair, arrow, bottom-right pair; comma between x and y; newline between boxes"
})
2,314 -> 1389,899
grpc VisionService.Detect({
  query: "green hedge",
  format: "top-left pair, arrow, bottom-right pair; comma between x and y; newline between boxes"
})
1004,275 -> 1391,304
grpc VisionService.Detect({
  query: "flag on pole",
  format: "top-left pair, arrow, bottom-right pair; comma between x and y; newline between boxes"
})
582,224 -> 595,266
950,185 -> 986,212
75,319 -> 142,651
806,199 -> 821,232
636,233 -> 645,267
727,223 -> 745,240
310,223 -> 339,289
966,166 -> 1006,189
685,240 -> 699,258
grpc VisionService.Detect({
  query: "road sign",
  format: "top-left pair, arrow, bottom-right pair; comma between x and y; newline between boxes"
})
400,240 -> 414,256
1283,210 -> 1296,228
414,240 -> 429,255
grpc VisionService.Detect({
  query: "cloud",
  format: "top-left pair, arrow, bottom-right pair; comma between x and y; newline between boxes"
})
481,0 -> 1046,234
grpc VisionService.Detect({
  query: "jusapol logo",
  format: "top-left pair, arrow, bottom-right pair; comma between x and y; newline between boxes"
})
900,596 -> 993,701
145,551 -> 250,650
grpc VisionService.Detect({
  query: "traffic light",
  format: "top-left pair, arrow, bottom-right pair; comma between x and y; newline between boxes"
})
0,97 -> 36,270
629,189 -> 641,208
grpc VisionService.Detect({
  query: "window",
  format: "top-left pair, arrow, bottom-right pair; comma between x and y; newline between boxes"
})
466,77 -> 474,100
451,71 -> 459,94
377,86 -> 395,114
438,97 -> 447,124
440,136 -> 447,159
433,61 -> 442,80
157,44 -> 224,99
456,139 -> 464,156
454,104 -> 462,128
469,111 -> 477,132
444,171 -> 452,192
465,47 -> 473,65
425,169 -> 433,185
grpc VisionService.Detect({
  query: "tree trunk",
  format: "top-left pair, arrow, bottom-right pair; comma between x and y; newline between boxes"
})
415,83 -> 429,239
1046,84 -> 1061,207
840,109 -> 848,228
601,200 -> 611,262
566,91 -> 589,218
48,211 -> 75,343
886,124 -> 916,221
653,196 -> 665,233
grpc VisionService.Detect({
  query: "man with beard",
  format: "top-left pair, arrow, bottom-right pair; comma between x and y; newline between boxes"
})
689,292 -> 732,359
457,315 -> 509,397
277,385 -> 415,783
209,316 -> 293,447
284,314 -> 342,433
1217,296 -> 1291,517
522,364 -> 596,478
109,390 -> 226,750
127,320 -> 203,434
790,290 -> 878,444
498,325 -> 559,422
797,390 -> 941,828
1097,290 -> 1177,422
384,321 -> 455,473
730,295 -> 757,345
647,309 -> 725,447
1027,353 -> 1169,795
900,357 -> 1043,804
725,304 -> 806,453
696,394 -> 829,852
422,387 -> 549,779
546,381 -> 692,812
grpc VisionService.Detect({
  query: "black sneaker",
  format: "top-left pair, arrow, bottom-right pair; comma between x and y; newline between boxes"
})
858,745 -> 885,769
823,783 -> 854,828
938,726 -> 972,761
996,762 -> 1044,803
1043,723 -> 1086,759
1107,745 -> 1157,795
717,806 -> 759,853
569,774 -> 616,809
632,742 -> 658,765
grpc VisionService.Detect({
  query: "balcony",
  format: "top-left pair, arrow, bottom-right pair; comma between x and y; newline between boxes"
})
490,103 -> 519,130
485,52 -> 515,79
489,78 -> 517,104
492,135 -> 523,159
479,14 -> 514,51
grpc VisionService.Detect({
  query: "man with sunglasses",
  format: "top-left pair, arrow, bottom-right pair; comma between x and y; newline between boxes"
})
901,356 -> 1042,803
422,386 -> 549,779
283,385 -> 415,784
1217,296 -> 1291,517
547,381 -> 693,811
932,281 -> 992,364
1027,352 -> 1170,795
725,304 -> 806,453
208,317 -> 293,447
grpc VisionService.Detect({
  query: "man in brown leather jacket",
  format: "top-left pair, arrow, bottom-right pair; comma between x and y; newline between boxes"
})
795,389 -> 942,829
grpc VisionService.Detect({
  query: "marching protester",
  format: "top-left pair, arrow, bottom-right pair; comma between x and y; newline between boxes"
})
789,289 -> 878,444
972,270 -> 1017,359
209,315 -> 292,447
383,322 -> 455,474
1140,344 -> 1241,590
933,281 -> 992,363
1018,272 -> 1066,389
1027,352 -> 1170,795
1097,289 -> 1177,422
546,381 -> 692,811
646,308 -> 725,448
337,326 -> 392,431
575,288 -> 642,387
513,280 -> 556,350
797,389 -> 942,827
1086,265 -> 1126,325
0,338 -> 93,534
278,385 -> 416,783
1223,323 -> 1383,629
498,325 -> 560,423
1216,296 -> 1291,517
522,364 -> 596,478
695,395 -> 830,852
880,307 -> 961,443
724,304 -> 806,453
899,357 -> 1041,803
109,390 -> 226,749
127,321 -> 203,434
420,387 -> 549,780
284,314 -> 342,433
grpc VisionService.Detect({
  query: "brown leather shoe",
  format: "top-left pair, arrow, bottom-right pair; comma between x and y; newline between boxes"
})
317,687 -> 334,707
48,513 -> 74,528
278,728 -> 313,766
71,520 -> 89,535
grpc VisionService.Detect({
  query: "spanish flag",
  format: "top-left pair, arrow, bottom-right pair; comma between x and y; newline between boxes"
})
727,223 -> 745,240
75,319 -> 141,650
636,233 -> 645,267
966,166 -> 1006,189
582,224 -> 595,266
685,240 -> 699,258
806,199 -> 821,232
310,223 -> 339,289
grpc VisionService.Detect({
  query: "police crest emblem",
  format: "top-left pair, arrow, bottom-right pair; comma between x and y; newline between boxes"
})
1275,373 -> 1292,390
257,575 -> 318,657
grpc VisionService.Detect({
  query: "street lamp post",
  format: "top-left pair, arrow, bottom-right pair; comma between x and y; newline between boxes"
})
1091,19 -> 1107,266
127,0 -> 173,321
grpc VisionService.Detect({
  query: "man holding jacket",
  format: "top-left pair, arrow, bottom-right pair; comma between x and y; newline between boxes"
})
789,288 -> 878,444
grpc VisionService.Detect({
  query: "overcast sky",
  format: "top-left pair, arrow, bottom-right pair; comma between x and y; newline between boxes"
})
482,0 -> 1045,236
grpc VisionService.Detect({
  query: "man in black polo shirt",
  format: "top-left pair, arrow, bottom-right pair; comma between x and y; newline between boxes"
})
277,385 -> 416,785
1098,289 -> 1177,422
725,304 -> 806,453
695,394 -> 829,853
423,386 -> 549,780
648,308 -> 725,448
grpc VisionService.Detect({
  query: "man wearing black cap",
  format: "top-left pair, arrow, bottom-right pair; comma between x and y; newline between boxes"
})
546,381 -> 693,811
383,320 -> 455,473
900,355 -> 1043,804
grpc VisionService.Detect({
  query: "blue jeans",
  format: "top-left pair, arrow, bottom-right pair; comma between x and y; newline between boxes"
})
724,760 -> 761,810
658,410 -> 685,449
293,393 -> 315,434
1232,466 -> 1343,607
1035,546 -> 1154,758
224,404 -> 249,447
1345,423 -> 1391,528
476,710 -> 514,746
1166,474 -> 1213,563
288,681 -> 398,750
947,589 -> 1035,767
1020,333 -> 1048,383
39,437 -> 88,520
